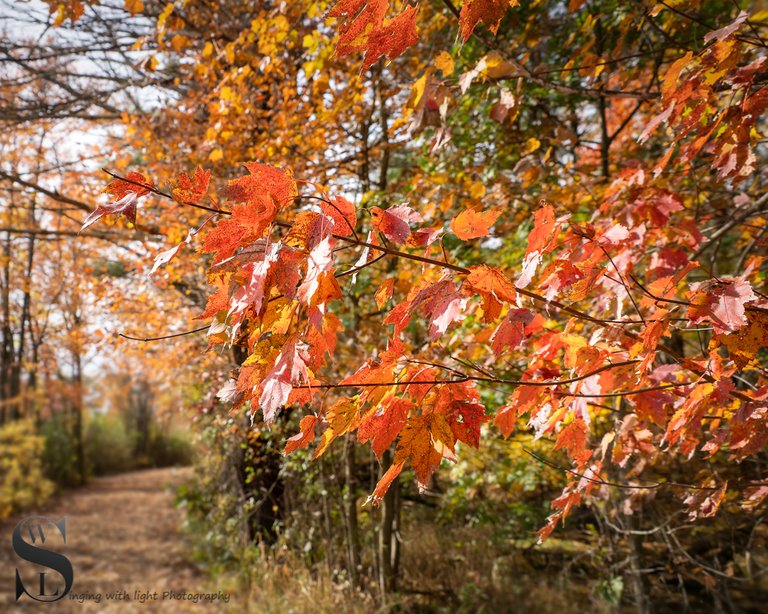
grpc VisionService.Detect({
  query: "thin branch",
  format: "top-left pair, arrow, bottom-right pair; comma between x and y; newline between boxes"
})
118,325 -> 209,342
297,359 -> 663,392
523,448 -> 719,491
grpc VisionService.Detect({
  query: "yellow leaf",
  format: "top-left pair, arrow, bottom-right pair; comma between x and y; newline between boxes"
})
469,181 -> 486,199
313,398 -> 359,459
523,137 -> 541,155
408,73 -> 428,109
481,52 -> 516,79
375,278 -> 395,309
157,2 -> 174,33
435,51 -> 455,77
209,148 -> 223,162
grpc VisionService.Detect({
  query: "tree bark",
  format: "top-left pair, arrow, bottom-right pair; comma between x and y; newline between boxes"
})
378,448 -> 401,595
343,434 -> 361,586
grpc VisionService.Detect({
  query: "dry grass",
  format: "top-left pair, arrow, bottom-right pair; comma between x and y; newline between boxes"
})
396,522 -> 609,613
235,551 -> 375,614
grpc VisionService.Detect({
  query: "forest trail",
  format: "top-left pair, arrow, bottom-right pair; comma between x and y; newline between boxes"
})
0,468 -> 236,612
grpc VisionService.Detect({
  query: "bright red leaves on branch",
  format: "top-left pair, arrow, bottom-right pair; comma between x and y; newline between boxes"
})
84,140 -> 768,537
370,204 -> 422,244
329,0 -> 521,68
201,163 -> 296,264
330,0 -> 418,69
81,171 -> 154,230
640,20 -> 768,180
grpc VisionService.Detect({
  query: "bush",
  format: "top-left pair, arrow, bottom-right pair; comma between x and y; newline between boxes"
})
0,420 -> 54,520
40,414 -> 82,487
40,410 -> 193,484
85,413 -> 132,476
145,425 -> 195,468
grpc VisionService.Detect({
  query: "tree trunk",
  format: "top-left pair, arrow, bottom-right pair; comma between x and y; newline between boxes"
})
627,518 -> 650,614
378,448 -> 401,596
343,434 -> 361,586
73,347 -> 86,484
1,229 -> 13,423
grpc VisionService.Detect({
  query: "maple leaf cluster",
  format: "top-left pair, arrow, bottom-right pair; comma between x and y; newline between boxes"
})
84,152 -> 767,535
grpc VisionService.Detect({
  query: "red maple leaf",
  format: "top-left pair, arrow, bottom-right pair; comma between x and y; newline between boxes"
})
370,204 -> 422,244
459,0 -> 519,42
172,166 -> 210,203
687,277 -> 757,334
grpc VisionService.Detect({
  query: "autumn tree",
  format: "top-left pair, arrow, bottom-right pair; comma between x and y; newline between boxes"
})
0,0 -> 214,493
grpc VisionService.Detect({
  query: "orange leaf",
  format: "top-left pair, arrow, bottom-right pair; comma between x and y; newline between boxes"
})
361,5 -> 418,69
716,311 -> 768,370
393,415 -> 445,488
450,207 -> 501,240
464,265 -> 517,321
374,278 -> 395,309
358,397 -> 412,457
201,200 -> 274,264
321,196 -> 357,237
309,271 -> 343,308
224,162 -> 297,210
459,0 -> 519,42
553,419 -> 590,464
284,415 -> 318,455
525,202 -> 558,257
200,274 -> 230,319
172,166 -> 210,203
369,461 -> 405,503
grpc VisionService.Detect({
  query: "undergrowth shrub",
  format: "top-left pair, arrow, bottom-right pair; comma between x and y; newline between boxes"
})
0,420 -> 54,520
85,413 -> 132,475
40,414 -> 82,487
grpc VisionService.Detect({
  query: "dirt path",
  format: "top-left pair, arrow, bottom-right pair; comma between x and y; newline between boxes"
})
0,468 -> 236,612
